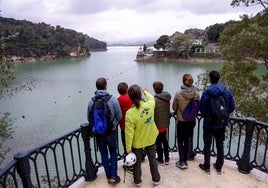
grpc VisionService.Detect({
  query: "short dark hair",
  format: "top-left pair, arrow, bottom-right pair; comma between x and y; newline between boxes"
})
117,82 -> 128,95
96,77 -> 107,90
153,81 -> 163,94
209,70 -> 220,84
128,84 -> 142,108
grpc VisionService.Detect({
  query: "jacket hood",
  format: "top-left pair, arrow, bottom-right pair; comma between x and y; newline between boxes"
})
155,91 -> 171,102
180,85 -> 197,100
94,90 -> 110,97
206,84 -> 225,97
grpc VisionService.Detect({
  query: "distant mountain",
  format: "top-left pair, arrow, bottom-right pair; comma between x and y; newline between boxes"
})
108,40 -> 155,46
107,35 -> 158,46
0,17 -> 107,62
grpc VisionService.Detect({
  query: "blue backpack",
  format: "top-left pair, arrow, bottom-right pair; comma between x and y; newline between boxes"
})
89,95 -> 112,135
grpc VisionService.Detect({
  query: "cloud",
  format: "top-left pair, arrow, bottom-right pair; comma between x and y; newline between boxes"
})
0,0 -> 264,44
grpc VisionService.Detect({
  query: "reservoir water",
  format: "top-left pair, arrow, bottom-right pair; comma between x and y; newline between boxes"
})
1,46 -> 225,165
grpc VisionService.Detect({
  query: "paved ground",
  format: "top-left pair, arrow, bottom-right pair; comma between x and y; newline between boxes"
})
70,153 -> 268,188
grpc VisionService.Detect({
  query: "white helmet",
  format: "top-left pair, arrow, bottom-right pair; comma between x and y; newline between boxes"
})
125,153 -> 136,166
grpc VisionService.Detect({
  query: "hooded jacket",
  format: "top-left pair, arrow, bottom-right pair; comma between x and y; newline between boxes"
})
125,91 -> 159,152
154,91 -> 171,128
200,83 -> 235,128
87,90 -> 122,131
172,85 -> 200,121
117,93 -> 133,131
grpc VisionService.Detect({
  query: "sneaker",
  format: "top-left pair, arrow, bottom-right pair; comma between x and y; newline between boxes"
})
164,158 -> 170,165
157,159 -> 165,166
132,180 -> 142,187
213,163 -> 222,175
199,163 -> 210,174
133,182 -> 142,187
153,178 -> 162,186
108,176 -> 121,184
175,161 -> 188,169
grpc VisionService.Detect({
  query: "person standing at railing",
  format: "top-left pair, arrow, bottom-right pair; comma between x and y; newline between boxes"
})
125,84 -> 161,187
153,81 -> 171,165
87,77 -> 122,185
172,73 -> 200,169
117,82 -> 134,174
199,70 -> 235,174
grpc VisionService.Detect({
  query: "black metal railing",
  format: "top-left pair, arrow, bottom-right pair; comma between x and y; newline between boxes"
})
0,127 -> 85,188
0,115 -> 267,188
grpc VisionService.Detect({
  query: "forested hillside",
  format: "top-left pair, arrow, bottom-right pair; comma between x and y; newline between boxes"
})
0,17 -> 107,62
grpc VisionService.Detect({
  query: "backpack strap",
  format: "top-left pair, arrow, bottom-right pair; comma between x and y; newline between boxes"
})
103,94 -> 115,133
103,94 -> 112,102
225,87 -> 228,101
222,87 -> 229,112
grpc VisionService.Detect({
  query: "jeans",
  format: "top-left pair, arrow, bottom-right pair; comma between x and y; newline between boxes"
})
177,120 -> 195,162
132,144 -> 160,184
156,131 -> 169,161
96,132 -> 118,179
203,127 -> 225,169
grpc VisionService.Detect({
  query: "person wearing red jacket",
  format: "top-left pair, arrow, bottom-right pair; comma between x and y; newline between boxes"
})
117,82 -> 133,153
117,82 -> 133,173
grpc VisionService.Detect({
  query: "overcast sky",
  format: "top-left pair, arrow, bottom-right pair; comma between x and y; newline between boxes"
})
0,0 -> 263,44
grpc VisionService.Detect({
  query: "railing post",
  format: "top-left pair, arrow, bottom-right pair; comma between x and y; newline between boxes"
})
237,117 -> 256,174
80,123 -> 97,181
14,152 -> 33,188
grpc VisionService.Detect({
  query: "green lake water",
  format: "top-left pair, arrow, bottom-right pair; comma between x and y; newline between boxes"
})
0,46 -> 265,165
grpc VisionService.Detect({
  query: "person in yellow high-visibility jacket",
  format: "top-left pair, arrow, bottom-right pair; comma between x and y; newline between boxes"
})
125,84 -> 161,187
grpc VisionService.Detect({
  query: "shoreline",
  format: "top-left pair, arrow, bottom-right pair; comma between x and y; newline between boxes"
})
5,54 -> 90,65
5,48 -> 107,65
135,56 -> 226,64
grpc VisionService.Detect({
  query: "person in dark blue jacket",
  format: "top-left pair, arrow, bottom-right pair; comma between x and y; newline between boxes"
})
199,70 -> 235,174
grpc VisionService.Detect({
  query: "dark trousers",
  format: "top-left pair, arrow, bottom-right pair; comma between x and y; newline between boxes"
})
189,131 -> 195,158
121,130 -> 126,154
177,120 -> 195,162
132,144 -> 160,184
156,131 -> 169,161
203,127 -> 225,169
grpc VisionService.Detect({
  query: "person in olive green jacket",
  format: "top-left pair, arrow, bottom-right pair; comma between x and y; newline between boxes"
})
125,84 -> 161,187
153,81 -> 171,165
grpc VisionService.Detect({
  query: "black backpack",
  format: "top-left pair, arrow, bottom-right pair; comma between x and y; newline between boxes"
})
89,95 -> 112,135
210,89 -> 229,124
